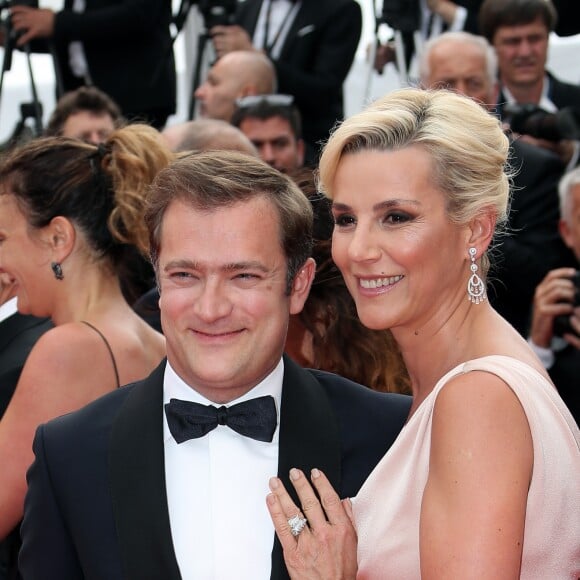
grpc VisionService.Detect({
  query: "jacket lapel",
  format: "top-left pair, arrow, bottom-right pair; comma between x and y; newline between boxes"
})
109,361 -> 182,580
270,356 -> 342,580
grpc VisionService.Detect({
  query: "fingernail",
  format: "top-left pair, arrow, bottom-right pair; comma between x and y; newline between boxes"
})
266,493 -> 276,505
289,468 -> 300,481
269,477 -> 279,490
311,468 -> 321,479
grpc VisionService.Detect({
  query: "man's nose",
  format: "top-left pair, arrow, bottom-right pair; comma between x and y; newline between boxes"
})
193,280 -> 233,322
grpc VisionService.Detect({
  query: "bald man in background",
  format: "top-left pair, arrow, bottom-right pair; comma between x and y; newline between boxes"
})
194,51 -> 276,123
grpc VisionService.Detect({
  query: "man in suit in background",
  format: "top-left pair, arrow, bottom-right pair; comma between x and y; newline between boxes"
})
19,151 -> 411,580
209,0 -> 362,164
0,274 -> 51,580
479,0 -> 580,168
9,0 -> 176,129
528,167 -> 580,425
420,30 -> 576,335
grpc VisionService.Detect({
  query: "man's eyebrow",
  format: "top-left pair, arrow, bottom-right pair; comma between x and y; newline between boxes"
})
222,261 -> 269,273
163,259 -> 269,273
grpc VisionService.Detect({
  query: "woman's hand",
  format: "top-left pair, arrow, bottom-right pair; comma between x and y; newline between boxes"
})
267,467 -> 358,580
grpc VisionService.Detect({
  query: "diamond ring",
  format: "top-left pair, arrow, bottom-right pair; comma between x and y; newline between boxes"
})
287,513 -> 308,537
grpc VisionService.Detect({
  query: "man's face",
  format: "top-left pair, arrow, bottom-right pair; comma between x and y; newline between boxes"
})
426,41 -> 496,107
194,59 -> 242,122
238,116 -> 304,173
61,110 -> 116,144
157,197 -> 312,403
492,17 -> 549,91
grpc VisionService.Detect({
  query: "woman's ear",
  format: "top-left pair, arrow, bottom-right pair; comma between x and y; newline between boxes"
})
466,207 -> 496,255
44,216 -> 76,262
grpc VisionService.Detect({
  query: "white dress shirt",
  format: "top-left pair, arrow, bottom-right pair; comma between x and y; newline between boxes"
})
252,0 -> 301,60
68,0 -> 91,81
0,296 -> 18,323
163,359 -> 283,580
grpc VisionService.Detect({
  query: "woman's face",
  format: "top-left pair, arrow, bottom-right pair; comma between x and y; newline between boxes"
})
0,194 -> 52,316
330,146 -> 469,333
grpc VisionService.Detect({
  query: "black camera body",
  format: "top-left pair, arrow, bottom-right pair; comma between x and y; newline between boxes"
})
503,103 -> 580,143
553,271 -> 580,338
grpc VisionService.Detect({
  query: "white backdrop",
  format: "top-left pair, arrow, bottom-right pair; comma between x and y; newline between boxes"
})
0,0 -> 578,141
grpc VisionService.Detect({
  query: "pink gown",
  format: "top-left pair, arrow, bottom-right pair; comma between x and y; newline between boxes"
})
354,355 -> 580,579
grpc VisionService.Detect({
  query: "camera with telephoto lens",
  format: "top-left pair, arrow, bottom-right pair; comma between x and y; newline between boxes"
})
553,271 -> 580,338
197,0 -> 236,29
503,103 -> 580,143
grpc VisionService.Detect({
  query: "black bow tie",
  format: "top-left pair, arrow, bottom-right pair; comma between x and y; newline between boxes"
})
165,395 -> 277,443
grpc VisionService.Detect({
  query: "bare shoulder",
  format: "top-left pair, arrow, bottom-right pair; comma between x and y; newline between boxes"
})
431,368 -> 533,476
16,322 -> 117,399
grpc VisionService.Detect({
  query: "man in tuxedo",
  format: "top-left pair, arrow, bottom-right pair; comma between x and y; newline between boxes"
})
0,274 -> 51,580
479,0 -> 580,168
420,31 -> 576,335
9,0 -> 176,129
19,151 -> 411,580
209,0 -> 362,163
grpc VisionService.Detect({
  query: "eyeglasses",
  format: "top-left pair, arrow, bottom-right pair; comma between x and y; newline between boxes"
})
235,94 -> 294,109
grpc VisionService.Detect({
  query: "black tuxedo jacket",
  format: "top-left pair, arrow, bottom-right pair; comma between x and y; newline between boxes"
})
19,357 -> 411,580
549,344 -> 580,426
48,0 -> 176,126
235,0 -> 362,156
0,313 -> 52,419
0,313 -> 51,580
488,139 -> 576,335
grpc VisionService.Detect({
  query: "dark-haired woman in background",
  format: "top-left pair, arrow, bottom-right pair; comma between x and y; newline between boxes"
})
0,125 -> 172,547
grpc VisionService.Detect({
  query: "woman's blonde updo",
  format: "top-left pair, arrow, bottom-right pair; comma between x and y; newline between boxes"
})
319,87 -> 511,234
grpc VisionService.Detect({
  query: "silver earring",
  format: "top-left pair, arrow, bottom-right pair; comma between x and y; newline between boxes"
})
467,248 -> 485,304
51,262 -> 64,281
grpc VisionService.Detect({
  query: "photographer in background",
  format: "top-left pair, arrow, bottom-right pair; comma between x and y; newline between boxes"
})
479,0 -> 580,169
209,0 -> 362,164
529,167 -> 580,424
7,0 -> 176,130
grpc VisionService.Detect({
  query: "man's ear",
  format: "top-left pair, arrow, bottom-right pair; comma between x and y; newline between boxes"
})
466,207 -> 496,256
296,138 -> 305,167
44,216 -> 76,263
240,84 -> 258,98
289,257 -> 316,315
559,218 -> 574,250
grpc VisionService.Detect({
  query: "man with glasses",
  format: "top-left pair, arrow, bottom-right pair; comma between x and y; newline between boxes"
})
232,95 -> 305,174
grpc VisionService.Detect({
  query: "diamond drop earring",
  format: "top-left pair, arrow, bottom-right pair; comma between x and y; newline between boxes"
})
467,248 -> 485,304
